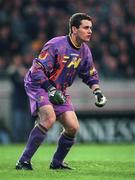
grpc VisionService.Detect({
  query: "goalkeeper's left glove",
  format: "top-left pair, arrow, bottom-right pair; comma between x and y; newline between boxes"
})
93,88 -> 107,107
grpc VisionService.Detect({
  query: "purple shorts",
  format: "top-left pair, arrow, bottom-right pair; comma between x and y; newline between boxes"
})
25,86 -> 74,117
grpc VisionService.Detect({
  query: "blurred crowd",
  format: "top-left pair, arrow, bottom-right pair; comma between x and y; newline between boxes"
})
0,0 -> 135,79
0,0 -> 135,143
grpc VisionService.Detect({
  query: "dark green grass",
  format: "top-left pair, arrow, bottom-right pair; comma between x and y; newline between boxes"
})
0,144 -> 135,180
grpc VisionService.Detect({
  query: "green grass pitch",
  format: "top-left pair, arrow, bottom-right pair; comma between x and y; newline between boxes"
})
0,144 -> 135,180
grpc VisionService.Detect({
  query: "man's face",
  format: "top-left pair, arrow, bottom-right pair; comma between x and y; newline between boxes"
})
73,20 -> 93,42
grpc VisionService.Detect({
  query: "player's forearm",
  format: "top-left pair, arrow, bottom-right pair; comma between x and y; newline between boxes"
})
91,84 -> 100,92
30,62 -> 50,88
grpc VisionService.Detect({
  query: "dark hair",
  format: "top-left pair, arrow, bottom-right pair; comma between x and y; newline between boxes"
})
69,13 -> 92,33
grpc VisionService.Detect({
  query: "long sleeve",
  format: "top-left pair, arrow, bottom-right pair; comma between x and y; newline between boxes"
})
78,45 -> 99,88
28,43 -> 57,88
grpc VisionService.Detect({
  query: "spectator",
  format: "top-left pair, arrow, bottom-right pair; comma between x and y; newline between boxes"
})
8,55 -> 33,142
0,118 -> 11,144
0,0 -> 134,79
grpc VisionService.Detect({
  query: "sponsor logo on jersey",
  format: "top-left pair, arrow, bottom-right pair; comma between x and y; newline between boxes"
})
62,54 -> 81,68
64,56 -> 69,59
63,56 -> 69,63
67,56 -> 81,68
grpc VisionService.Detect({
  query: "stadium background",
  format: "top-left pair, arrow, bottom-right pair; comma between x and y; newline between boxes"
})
0,0 -> 135,144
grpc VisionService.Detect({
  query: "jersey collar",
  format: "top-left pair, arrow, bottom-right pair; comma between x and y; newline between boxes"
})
67,35 -> 81,50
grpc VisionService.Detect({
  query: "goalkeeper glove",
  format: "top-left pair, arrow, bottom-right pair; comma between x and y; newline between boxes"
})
48,86 -> 66,105
93,88 -> 107,107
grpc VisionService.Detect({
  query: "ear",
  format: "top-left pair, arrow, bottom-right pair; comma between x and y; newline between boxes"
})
72,26 -> 78,34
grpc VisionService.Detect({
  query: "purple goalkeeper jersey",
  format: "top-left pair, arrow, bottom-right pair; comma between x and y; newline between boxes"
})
24,35 -> 99,91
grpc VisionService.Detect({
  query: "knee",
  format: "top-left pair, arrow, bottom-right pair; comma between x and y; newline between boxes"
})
40,112 -> 56,130
66,124 -> 80,136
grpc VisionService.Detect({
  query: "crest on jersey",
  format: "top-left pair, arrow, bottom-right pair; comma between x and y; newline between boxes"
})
63,55 -> 69,63
38,51 -> 48,60
38,96 -> 45,102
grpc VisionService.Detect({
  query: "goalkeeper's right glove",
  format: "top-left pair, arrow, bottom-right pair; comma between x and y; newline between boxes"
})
41,80 -> 66,105
48,86 -> 66,105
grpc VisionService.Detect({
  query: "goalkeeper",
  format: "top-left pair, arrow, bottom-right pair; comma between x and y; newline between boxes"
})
16,13 -> 107,170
